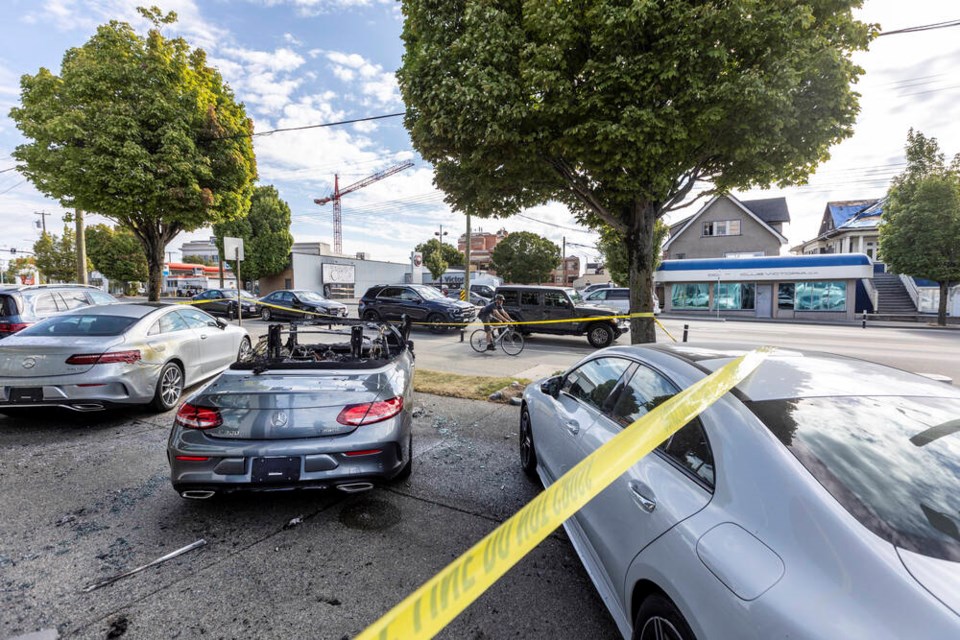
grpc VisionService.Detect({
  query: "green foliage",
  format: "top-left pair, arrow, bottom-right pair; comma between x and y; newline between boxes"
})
490,231 -> 560,284
34,225 -> 88,283
86,224 -> 149,283
598,220 -> 669,287
10,12 -> 257,300
880,129 -> 960,325
3,256 -> 36,284
213,184 -> 294,282
424,250 -> 449,280
399,0 -> 873,341
182,254 -> 217,266
415,238 -> 465,268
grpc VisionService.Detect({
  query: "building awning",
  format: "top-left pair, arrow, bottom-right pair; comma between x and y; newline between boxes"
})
655,254 -> 873,283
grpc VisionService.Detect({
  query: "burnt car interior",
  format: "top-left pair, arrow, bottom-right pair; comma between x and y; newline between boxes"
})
237,317 -> 413,373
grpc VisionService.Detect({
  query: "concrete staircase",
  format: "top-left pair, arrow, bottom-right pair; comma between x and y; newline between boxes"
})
873,272 -> 917,315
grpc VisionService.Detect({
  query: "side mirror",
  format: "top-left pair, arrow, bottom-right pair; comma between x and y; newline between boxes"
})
214,318 -> 228,329
540,376 -> 561,398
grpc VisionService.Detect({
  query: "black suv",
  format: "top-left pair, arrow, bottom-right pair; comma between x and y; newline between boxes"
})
0,284 -> 118,338
496,285 -> 627,348
359,284 -> 478,333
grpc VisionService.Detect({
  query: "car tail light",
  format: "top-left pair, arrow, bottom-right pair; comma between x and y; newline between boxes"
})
336,396 -> 403,426
65,350 -> 141,365
344,449 -> 383,457
175,455 -> 210,462
175,403 -> 223,429
0,322 -> 31,334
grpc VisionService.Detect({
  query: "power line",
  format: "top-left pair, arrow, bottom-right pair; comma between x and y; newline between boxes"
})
0,167 -> 17,174
0,180 -> 26,196
879,19 -> 960,37
251,112 -> 405,138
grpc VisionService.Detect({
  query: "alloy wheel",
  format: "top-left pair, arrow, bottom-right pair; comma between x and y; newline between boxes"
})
160,366 -> 183,407
639,617 -> 685,640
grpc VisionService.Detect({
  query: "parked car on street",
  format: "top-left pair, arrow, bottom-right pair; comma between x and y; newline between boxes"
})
496,284 -> 627,348
167,317 -> 415,499
521,344 -> 960,639
583,287 -> 661,315
0,284 -> 117,339
258,289 -> 348,321
0,303 -> 250,413
191,288 -> 260,319
358,284 -> 478,333
446,288 -> 490,306
580,282 -> 616,295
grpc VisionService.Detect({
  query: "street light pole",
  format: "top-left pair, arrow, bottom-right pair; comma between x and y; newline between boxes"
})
435,225 -> 448,245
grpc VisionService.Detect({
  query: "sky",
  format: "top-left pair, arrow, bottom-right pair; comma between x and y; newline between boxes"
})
1,0 -> 959,274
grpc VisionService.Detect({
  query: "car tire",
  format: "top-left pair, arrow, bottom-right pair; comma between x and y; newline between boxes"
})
392,434 -> 413,482
261,307 -> 271,321
237,337 -> 252,362
427,313 -> 447,334
519,406 -> 538,479
363,310 -> 380,321
632,594 -> 696,640
150,362 -> 184,412
587,322 -> 615,348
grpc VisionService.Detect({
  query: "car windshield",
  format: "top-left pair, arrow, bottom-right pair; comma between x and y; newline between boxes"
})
296,291 -> 326,302
412,285 -> 445,300
18,314 -> 138,337
747,395 -> 960,561
565,288 -> 583,304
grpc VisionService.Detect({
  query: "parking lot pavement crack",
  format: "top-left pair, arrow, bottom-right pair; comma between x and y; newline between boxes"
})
64,494 -> 349,637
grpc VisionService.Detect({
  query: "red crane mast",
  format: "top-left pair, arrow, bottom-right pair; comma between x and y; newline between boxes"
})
313,161 -> 415,255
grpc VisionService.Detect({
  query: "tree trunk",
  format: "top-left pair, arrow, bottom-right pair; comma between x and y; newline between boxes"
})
938,281 -> 949,326
626,201 -> 657,344
144,234 -> 165,302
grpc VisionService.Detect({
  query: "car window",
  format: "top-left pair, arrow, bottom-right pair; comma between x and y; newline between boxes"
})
400,288 -> 420,302
544,291 -> 569,308
60,290 -> 91,310
178,308 -> 214,329
89,290 -> 116,305
499,290 -> 519,306
156,312 -> 190,334
587,290 -> 606,300
279,291 -> 294,303
609,289 -> 629,300
379,287 -> 404,299
18,314 -> 138,337
32,292 -> 63,315
520,291 -> 540,306
562,357 -> 633,410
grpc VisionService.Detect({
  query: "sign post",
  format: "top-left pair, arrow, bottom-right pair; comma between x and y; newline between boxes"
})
223,237 -> 244,326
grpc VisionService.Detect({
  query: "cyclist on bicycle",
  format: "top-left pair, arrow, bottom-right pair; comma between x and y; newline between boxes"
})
479,294 -> 515,351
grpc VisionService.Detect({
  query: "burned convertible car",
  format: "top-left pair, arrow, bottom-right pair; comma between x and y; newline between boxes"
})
167,318 -> 415,500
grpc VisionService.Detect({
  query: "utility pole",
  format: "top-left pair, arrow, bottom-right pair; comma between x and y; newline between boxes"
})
435,224 -> 448,245
34,211 -> 50,234
464,215 -> 471,300
561,236 -> 566,286
75,208 -> 88,285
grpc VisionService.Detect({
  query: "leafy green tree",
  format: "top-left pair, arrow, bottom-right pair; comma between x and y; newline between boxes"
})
598,220 -> 669,288
3,256 -> 36,284
182,254 -> 217,266
9,7 -> 257,301
415,238 -> 465,268
214,185 -> 294,283
424,250 -> 449,281
86,224 -> 149,286
399,0 -> 873,342
34,226 -> 88,283
880,130 -> 960,326
490,231 -> 560,284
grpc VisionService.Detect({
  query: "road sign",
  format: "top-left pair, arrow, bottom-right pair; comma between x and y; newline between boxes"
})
223,236 -> 244,261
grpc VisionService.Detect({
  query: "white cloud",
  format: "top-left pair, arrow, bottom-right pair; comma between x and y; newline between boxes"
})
211,47 -> 308,116
325,51 -> 400,106
282,33 -> 302,46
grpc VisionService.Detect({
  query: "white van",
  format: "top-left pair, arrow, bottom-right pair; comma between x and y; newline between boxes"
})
583,287 -> 661,315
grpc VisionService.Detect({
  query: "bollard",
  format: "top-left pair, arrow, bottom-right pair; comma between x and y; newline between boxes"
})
460,328 -> 465,343
682,324 -> 689,343
862,311 -> 867,329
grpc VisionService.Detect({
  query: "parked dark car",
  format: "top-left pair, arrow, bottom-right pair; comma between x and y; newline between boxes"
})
191,289 -> 260,319
446,289 -> 490,306
359,284 -> 478,333
497,284 -> 627,348
258,289 -> 348,321
0,284 -> 117,339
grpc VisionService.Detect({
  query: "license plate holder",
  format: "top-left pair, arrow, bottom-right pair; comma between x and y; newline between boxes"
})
251,456 -> 301,483
10,387 -> 43,403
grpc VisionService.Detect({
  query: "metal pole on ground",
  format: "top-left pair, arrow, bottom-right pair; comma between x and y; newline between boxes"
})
862,311 -> 867,329
235,247 -> 242,327
683,324 -> 689,343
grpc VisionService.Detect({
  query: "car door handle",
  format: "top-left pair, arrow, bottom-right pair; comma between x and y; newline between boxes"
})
200,334 -> 208,339
564,420 -> 580,435
629,482 -> 657,513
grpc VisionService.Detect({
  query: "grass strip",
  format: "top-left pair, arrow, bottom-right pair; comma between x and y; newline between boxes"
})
414,369 -> 531,401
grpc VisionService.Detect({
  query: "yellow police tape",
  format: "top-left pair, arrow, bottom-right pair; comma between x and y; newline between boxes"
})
356,347 -> 771,640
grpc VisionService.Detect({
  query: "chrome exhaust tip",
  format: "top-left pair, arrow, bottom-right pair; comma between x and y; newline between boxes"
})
181,490 -> 216,500
72,403 -> 105,412
336,482 -> 374,494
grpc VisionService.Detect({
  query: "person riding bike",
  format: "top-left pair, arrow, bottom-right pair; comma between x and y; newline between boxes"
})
478,294 -> 515,351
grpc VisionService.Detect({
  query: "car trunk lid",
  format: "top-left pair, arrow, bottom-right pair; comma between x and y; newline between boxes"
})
897,547 -> 960,616
195,370 -> 388,440
0,336 -> 127,377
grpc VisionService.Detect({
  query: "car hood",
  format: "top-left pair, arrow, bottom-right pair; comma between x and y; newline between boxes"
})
897,547 -> 960,616
306,301 -> 346,310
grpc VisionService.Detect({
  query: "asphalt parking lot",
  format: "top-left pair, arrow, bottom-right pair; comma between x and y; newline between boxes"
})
0,393 -> 619,640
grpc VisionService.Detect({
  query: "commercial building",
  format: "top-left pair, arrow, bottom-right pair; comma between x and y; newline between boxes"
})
549,256 -> 581,286
457,228 -> 509,272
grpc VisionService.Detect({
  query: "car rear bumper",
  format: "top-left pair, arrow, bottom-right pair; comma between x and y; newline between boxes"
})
0,367 -> 160,408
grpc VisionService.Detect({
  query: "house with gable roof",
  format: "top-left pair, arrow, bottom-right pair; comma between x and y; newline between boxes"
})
663,195 -> 790,260
791,199 -> 882,260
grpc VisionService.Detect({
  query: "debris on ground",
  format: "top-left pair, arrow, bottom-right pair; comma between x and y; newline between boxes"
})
283,516 -> 304,530
81,539 -> 206,593
106,615 -> 129,639
411,406 -> 426,418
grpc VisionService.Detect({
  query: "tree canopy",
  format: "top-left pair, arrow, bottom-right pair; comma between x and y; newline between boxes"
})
490,231 -> 560,284
86,224 -> 149,286
415,238 -> 465,268
423,250 -> 449,281
34,225 -> 88,283
598,221 -> 669,287
399,0 -> 873,341
880,129 -> 960,326
3,256 -> 37,285
10,7 -> 257,300
214,184 -> 294,283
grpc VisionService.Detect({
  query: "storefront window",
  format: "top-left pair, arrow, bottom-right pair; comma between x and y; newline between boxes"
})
671,283 -> 709,309
778,283 -> 795,310
795,281 -> 847,311
714,283 -> 755,310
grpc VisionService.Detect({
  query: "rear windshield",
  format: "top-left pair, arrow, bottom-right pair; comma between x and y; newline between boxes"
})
18,314 -> 138,337
748,396 -> 960,561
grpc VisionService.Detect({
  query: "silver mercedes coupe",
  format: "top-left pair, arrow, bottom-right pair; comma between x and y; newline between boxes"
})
521,344 -> 960,639
167,318 -> 415,500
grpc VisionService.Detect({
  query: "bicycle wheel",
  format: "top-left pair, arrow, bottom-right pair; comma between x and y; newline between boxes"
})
470,329 -> 490,353
500,329 -> 525,356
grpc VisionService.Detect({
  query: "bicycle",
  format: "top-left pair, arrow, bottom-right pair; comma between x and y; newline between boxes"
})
470,324 -> 525,356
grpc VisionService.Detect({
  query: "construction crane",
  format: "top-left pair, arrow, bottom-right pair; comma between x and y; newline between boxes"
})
314,161 -> 415,255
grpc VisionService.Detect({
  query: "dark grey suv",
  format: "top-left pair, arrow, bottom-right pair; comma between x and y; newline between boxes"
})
0,284 -> 117,338
497,285 -> 626,348
359,284 -> 478,333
